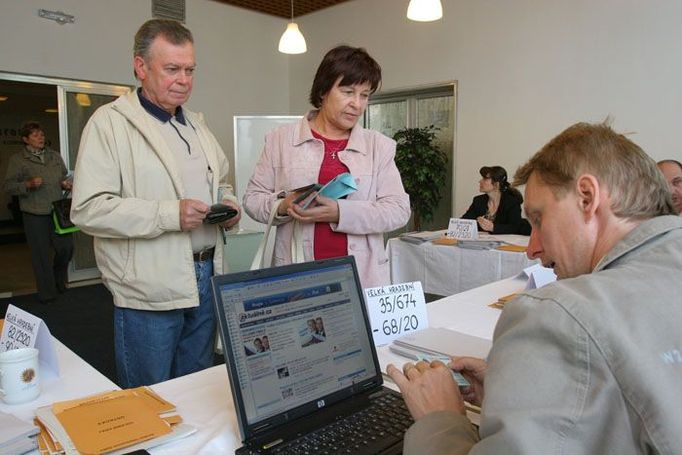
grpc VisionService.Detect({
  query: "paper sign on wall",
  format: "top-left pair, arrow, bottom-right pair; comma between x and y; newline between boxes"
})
364,281 -> 428,346
0,304 -> 60,378
447,218 -> 478,240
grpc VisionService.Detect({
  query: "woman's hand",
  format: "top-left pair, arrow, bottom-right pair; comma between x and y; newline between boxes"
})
277,191 -> 303,216
288,194 -> 340,224
477,216 -> 494,232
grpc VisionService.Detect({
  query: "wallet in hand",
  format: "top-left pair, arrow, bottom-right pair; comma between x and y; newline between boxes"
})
204,204 -> 238,224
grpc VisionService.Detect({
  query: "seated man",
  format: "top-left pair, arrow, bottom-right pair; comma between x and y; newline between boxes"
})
657,159 -> 682,214
388,122 -> 682,454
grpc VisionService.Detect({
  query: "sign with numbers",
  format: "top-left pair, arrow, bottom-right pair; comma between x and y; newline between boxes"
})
1,304 -> 60,378
364,281 -> 429,346
447,218 -> 478,240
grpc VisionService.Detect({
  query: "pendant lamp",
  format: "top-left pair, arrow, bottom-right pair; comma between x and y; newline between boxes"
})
407,0 -> 443,22
279,0 -> 307,54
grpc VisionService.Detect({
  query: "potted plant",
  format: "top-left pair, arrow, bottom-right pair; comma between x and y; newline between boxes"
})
393,125 -> 447,231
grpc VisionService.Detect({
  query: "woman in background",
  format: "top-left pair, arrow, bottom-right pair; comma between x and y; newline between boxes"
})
243,45 -> 410,288
461,166 -> 523,234
3,122 -> 73,304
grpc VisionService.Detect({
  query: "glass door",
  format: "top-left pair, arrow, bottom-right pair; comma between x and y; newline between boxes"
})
58,86 -> 130,281
0,72 -> 130,287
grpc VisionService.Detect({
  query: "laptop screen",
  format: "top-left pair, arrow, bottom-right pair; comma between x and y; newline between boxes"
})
212,256 -> 382,440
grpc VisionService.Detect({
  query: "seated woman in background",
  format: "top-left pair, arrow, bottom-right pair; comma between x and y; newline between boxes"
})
461,166 -> 524,234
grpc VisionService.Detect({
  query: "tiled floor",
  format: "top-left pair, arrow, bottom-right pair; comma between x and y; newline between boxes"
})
0,241 -> 36,297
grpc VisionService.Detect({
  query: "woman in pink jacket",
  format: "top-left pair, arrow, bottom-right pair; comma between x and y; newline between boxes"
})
243,45 -> 410,288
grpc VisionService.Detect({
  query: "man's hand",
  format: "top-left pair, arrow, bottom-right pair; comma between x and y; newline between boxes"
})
449,357 -> 488,407
180,199 -> 209,231
288,194 -> 340,224
61,179 -> 73,191
387,360 -> 465,421
25,176 -> 43,189
219,199 -> 241,229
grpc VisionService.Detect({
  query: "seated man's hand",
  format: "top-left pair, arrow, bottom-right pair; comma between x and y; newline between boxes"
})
219,199 -> 242,229
180,199 -> 209,231
387,360 -> 465,421
449,357 -> 488,407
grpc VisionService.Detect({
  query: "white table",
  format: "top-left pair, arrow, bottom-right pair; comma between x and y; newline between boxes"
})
147,276 -> 528,453
377,275 -> 526,373
0,338 -> 118,423
388,234 -> 538,296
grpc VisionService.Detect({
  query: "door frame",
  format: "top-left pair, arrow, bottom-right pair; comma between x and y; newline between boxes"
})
0,71 -> 131,281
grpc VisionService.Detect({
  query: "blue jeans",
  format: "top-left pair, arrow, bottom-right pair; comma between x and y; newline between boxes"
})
114,260 -> 216,388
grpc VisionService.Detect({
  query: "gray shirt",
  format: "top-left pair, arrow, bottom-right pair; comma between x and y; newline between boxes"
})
404,215 -> 682,455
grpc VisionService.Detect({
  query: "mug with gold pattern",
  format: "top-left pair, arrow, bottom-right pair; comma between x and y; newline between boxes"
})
0,347 -> 40,404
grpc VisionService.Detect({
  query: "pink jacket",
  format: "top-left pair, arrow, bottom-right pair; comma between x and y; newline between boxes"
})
243,112 -> 410,288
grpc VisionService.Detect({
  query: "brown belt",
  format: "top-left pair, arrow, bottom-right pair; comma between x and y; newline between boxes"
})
193,247 -> 215,262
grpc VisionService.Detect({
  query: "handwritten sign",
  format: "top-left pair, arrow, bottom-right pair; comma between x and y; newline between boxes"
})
364,281 -> 428,346
1,304 -> 60,378
447,218 -> 478,240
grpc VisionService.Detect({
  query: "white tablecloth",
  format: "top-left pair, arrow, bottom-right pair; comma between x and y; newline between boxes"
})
377,275 -> 526,373
388,234 -> 538,296
147,276 -> 528,453
0,273 -> 530,453
0,339 -> 118,423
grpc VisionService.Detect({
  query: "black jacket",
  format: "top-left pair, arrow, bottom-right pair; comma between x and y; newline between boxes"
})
461,191 -> 524,234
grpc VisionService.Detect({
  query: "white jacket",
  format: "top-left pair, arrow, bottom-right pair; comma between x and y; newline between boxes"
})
71,91 -> 235,310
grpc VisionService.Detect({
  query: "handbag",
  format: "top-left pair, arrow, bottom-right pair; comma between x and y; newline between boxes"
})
250,199 -> 304,270
52,191 -> 80,235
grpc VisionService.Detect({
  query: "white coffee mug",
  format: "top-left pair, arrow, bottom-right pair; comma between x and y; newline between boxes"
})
0,348 -> 40,405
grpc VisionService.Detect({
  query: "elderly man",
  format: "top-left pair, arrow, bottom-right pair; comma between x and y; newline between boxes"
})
388,122 -> 682,454
72,19 -> 240,388
657,159 -> 682,214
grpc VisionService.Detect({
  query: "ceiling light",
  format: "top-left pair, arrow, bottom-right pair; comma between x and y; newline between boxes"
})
278,0 -> 307,54
0,96 -> 8,102
407,0 -> 443,22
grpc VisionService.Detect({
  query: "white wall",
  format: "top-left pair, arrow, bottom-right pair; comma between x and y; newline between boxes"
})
0,0 -> 291,185
3,0 -> 682,215
292,0 -> 682,215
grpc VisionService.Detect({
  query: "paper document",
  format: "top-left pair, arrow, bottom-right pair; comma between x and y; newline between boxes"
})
393,327 -> 492,359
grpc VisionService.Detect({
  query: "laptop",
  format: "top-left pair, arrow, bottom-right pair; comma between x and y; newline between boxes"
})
211,256 -> 412,454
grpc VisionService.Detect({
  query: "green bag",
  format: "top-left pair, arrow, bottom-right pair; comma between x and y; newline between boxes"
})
52,197 -> 79,235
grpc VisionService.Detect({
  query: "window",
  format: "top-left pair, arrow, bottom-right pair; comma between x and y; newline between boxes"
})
364,83 -> 457,232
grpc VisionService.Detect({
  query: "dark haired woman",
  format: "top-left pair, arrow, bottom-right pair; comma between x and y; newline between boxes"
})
244,45 -> 410,288
461,166 -> 523,234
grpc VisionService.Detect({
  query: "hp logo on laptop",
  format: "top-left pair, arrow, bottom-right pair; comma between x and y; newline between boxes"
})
317,399 -> 325,408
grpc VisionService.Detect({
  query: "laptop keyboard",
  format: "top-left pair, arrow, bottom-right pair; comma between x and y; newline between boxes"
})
241,391 -> 413,454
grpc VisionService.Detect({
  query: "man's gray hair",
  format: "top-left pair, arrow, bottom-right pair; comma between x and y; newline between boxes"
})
133,19 -> 193,77
514,122 -> 675,219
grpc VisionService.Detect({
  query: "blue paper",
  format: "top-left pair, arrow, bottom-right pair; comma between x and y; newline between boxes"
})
301,172 -> 357,209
